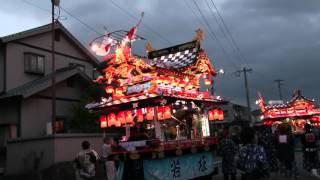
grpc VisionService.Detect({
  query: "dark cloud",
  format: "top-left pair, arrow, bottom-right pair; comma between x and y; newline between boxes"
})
1,0 -> 320,108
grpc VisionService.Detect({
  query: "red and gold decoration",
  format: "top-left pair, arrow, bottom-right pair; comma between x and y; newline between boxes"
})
258,90 -> 320,132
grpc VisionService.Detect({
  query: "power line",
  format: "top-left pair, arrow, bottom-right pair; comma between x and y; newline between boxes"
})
60,7 -> 103,36
204,0 -> 246,67
209,0 -> 249,66
192,0 -> 239,70
274,79 -> 284,100
236,67 -> 253,123
109,0 -> 171,44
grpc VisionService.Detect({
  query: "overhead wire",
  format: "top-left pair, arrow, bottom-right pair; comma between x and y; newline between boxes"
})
192,0 -> 239,70
108,0 -> 172,44
204,0 -> 246,67
60,7 -> 103,36
209,0 -> 250,66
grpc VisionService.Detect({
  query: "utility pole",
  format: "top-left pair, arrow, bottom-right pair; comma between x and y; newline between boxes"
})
274,79 -> 284,100
236,67 -> 253,123
51,0 -> 60,134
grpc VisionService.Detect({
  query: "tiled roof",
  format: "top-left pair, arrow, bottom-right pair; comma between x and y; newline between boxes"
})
0,21 -> 99,66
0,66 -> 92,99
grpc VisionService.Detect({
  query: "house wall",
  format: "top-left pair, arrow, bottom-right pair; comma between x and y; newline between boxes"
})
20,79 -> 84,138
5,31 -> 95,91
5,134 -> 103,175
0,45 -> 5,93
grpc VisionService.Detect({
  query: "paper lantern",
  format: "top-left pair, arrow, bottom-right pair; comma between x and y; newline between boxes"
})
136,109 -> 144,122
156,77 -> 163,84
100,115 -> 107,128
105,86 -> 114,94
213,109 -> 219,120
117,111 -> 126,125
204,79 -> 212,86
163,106 -> 171,119
108,113 -> 119,127
208,110 -> 214,121
163,77 -> 170,84
125,111 -> 134,124
157,106 -> 165,120
179,79 -> 186,87
146,107 -> 154,120
218,109 -> 224,121
171,79 -> 178,86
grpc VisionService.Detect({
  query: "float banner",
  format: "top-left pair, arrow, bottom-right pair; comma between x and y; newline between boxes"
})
143,152 -> 214,180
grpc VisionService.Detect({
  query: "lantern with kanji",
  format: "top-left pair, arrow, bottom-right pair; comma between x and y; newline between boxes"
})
213,109 -> 219,120
136,108 -> 144,122
100,115 -> 107,128
117,111 -> 126,125
108,113 -> 119,127
125,110 -> 134,125
208,110 -> 214,121
163,106 -> 172,119
157,106 -> 165,120
146,107 -> 154,120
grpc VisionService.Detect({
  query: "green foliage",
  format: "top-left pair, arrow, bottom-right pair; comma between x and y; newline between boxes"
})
69,83 -> 105,133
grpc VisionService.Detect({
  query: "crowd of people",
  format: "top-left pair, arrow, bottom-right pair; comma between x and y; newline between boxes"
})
71,123 -> 320,180
219,123 -> 320,180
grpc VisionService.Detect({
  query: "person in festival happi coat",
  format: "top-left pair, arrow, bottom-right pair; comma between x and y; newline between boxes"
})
258,127 -> 278,173
219,127 -> 238,180
237,127 -> 269,180
102,137 -> 116,180
74,141 -> 99,180
275,124 -> 299,178
302,123 -> 320,177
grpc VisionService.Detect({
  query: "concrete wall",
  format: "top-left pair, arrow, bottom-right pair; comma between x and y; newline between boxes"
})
5,134 -> 103,175
5,31 -> 95,91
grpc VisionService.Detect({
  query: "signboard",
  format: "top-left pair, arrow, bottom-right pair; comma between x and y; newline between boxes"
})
143,152 -> 214,180
127,82 -> 152,95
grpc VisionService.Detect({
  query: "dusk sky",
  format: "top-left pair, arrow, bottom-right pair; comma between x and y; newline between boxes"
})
1,0 -> 320,109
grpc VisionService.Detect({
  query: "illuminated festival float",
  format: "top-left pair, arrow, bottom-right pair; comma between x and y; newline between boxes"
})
86,15 -> 226,179
257,90 -> 320,133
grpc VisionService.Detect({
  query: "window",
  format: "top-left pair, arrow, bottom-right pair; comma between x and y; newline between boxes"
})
24,53 -> 45,75
69,63 -> 85,72
223,110 -> 229,118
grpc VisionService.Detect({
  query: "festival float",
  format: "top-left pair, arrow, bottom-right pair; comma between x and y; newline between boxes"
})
86,14 -> 226,180
257,90 -> 320,133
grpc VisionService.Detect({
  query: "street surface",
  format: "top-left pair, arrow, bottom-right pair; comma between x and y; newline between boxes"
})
214,152 -> 320,180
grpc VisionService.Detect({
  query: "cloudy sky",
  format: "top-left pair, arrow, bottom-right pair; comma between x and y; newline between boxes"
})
1,0 -> 320,109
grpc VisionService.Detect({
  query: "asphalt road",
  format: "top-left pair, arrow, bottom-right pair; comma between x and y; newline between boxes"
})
214,152 -> 320,180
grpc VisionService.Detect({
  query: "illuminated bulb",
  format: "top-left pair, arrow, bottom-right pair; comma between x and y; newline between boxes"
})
173,109 -> 176,113
183,105 -> 188,110
219,69 -> 225,74
184,77 -> 189,83
255,100 -> 259,105
91,43 -> 99,52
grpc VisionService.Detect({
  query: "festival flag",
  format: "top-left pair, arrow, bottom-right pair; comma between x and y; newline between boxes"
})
123,12 -> 144,43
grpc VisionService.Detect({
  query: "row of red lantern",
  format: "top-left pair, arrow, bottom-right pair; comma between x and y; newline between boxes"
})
263,120 -> 273,126
100,106 -> 172,128
208,109 -> 224,121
